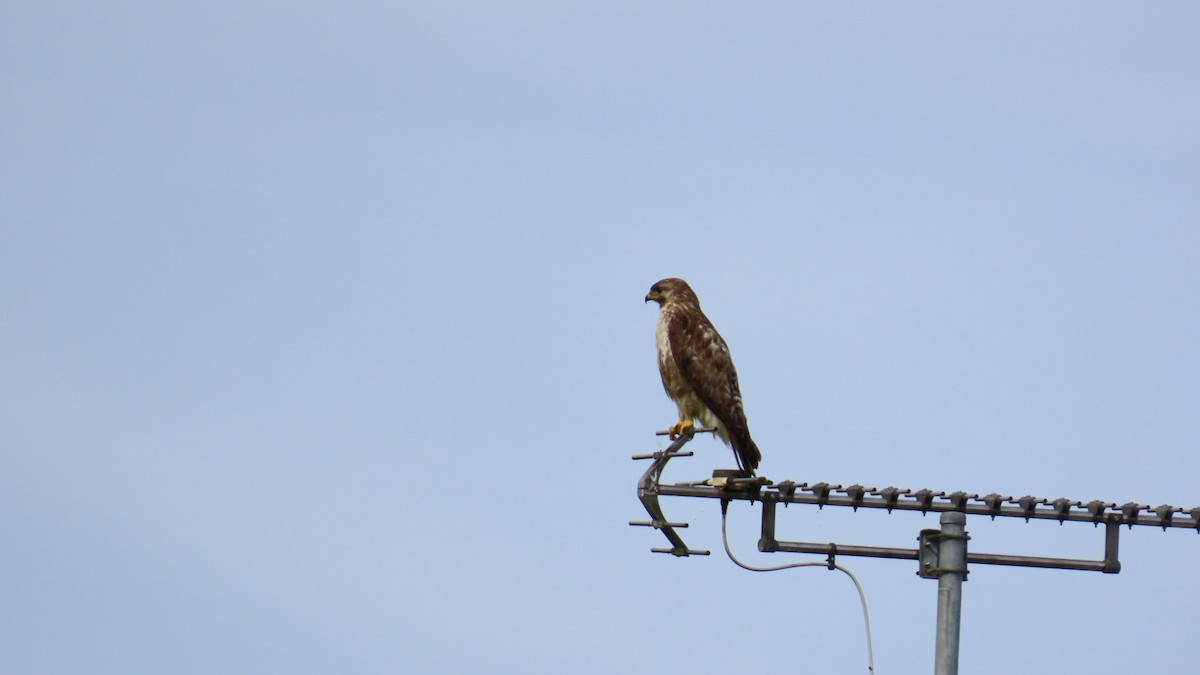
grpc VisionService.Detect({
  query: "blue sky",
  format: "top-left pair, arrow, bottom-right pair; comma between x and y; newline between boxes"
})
3,3 -> 1198,673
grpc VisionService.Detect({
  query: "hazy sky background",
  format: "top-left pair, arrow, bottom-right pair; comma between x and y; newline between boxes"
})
3,3 -> 1198,674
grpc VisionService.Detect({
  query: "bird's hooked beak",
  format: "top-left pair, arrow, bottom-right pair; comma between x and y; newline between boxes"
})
645,286 -> 665,305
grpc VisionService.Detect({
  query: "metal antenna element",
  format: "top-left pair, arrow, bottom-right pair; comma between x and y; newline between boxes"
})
630,432 -> 1199,674
627,426 -> 719,556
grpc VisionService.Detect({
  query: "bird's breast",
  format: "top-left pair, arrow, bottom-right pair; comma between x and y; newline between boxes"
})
655,308 -> 690,400
655,309 -> 673,364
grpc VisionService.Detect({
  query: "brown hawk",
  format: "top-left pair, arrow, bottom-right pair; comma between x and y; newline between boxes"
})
645,278 -> 762,476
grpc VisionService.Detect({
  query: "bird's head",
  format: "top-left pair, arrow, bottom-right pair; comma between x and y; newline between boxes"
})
645,278 -> 695,306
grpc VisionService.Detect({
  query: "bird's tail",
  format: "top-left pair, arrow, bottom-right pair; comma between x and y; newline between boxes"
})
731,433 -> 761,477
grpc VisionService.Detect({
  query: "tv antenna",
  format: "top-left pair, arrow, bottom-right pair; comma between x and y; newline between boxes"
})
630,428 -> 1199,675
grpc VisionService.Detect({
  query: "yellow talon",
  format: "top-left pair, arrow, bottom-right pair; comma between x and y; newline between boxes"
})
668,419 -> 695,439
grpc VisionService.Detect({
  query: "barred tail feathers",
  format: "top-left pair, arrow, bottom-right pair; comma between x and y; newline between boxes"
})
731,432 -> 761,476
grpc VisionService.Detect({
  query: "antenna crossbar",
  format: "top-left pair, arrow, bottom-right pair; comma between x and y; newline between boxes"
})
631,431 -> 1199,565
659,482 -> 1200,530
631,430 -> 1195,673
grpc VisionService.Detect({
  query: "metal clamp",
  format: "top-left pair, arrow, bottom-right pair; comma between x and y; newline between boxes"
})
918,528 -> 971,579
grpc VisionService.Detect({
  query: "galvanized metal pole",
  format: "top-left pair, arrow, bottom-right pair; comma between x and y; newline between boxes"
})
934,512 -> 967,675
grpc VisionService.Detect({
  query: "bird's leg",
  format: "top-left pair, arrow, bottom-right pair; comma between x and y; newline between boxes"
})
668,419 -> 695,440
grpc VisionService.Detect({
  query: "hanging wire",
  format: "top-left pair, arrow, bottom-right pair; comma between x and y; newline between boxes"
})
721,501 -> 876,674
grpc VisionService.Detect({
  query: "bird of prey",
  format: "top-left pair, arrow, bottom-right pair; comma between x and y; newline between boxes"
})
645,278 -> 761,476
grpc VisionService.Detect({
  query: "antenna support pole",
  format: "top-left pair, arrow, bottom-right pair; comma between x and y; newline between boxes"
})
932,512 -> 967,675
